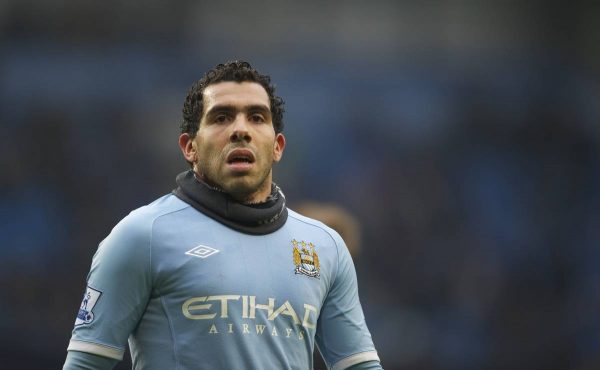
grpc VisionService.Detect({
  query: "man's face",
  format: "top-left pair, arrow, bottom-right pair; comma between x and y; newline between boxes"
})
181,81 -> 285,203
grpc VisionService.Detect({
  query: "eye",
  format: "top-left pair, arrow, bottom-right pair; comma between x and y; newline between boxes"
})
214,114 -> 229,123
249,113 -> 266,123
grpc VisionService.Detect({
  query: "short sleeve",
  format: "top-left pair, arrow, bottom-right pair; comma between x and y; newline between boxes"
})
315,232 -> 380,370
67,212 -> 153,360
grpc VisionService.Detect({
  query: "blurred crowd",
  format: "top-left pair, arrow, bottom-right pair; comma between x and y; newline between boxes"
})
1,1 -> 599,369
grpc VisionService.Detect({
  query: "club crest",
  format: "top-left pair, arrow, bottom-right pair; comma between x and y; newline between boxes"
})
292,239 -> 320,278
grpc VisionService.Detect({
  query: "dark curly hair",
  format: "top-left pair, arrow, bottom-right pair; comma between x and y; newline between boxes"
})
181,60 -> 285,137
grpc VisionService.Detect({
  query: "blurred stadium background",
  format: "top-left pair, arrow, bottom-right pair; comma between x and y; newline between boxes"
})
1,1 -> 599,369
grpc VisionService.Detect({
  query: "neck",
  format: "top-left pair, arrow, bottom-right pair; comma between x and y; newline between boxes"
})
173,170 -> 288,235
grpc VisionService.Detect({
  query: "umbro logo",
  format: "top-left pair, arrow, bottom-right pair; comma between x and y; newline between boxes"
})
186,245 -> 220,259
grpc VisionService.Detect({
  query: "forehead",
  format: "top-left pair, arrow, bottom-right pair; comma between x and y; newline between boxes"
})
203,81 -> 270,111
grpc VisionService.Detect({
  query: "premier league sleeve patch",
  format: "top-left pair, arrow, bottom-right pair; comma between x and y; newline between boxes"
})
75,286 -> 102,326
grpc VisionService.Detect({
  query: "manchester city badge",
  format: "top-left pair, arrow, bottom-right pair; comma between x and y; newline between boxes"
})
292,239 -> 320,278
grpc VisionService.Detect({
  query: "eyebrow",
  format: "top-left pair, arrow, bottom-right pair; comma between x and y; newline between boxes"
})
205,104 -> 271,117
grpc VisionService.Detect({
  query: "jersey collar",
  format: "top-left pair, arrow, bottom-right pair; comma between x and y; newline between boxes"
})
173,170 -> 288,235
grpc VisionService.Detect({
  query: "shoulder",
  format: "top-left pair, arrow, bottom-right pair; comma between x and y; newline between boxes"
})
93,195 -> 192,266
114,194 -> 191,233
129,193 -> 191,223
101,194 -> 191,250
286,208 -> 345,249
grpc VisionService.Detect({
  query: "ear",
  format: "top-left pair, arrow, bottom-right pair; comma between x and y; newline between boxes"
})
273,133 -> 286,163
179,133 -> 197,164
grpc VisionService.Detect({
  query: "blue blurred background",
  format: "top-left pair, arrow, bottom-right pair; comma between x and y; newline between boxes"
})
1,1 -> 599,369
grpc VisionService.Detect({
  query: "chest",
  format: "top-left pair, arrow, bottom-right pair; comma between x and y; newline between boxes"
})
149,220 -> 333,320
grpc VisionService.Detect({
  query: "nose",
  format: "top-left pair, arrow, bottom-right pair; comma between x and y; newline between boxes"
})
229,114 -> 252,143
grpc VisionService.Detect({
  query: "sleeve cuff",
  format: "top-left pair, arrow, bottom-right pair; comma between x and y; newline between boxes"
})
332,351 -> 380,370
67,339 -> 125,360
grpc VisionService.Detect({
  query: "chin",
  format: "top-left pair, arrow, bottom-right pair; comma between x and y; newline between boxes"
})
224,178 -> 260,197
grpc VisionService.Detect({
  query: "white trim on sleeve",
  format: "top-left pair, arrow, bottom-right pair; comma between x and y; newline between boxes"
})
67,339 -> 125,360
331,350 -> 380,370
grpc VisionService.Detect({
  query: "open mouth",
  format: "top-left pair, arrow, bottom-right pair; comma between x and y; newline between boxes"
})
226,149 -> 255,165
227,157 -> 254,164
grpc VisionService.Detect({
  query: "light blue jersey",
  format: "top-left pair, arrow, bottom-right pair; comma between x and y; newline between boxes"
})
67,194 -> 379,370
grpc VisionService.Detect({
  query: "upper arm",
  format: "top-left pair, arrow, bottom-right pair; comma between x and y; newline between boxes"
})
63,350 -> 119,370
67,213 -> 154,361
346,360 -> 384,370
315,232 -> 380,370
